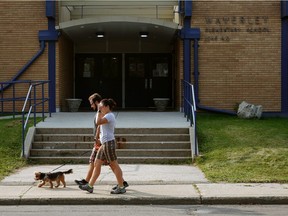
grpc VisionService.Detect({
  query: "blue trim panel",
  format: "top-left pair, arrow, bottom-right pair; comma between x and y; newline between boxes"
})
178,0 -> 182,14
39,30 -> 58,41
184,0 -> 192,17
46,0 -> 56,18
180,28 -> 200,39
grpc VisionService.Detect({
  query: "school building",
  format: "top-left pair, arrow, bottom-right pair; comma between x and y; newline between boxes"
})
0,0 -> 287,116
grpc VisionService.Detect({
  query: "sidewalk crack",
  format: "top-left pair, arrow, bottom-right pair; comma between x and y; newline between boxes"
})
192,183 -> 203,204
19,186 -> 33,202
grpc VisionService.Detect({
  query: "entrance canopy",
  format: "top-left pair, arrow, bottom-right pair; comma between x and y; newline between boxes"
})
57,16 -> 180,52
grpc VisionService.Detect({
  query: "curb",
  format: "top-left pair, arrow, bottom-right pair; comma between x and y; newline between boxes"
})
201,197 -> 288,205
1,196 -> 288,206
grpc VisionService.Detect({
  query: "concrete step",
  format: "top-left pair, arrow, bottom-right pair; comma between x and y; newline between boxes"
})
30,149 -> 191,157
35,128 -> 93,135
32,141 -> 190,150
28,156 -> 191,164
35,127 -> 189,135
118,141 -> 191,149
32,142 -> 94,149
34,134 -> 190,142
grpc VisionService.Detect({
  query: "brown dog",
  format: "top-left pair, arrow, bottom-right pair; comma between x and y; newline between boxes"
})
34,169 -> 73,188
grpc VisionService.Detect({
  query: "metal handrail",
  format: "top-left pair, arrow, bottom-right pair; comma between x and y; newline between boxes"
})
0,80 -> 50,157
1,80 -> 33,118
21,80 -> 50,157
182,80 -> 198,156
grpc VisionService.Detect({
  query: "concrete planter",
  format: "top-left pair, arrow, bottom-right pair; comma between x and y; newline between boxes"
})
153,98 -> 170,111
66,99 -> 82,112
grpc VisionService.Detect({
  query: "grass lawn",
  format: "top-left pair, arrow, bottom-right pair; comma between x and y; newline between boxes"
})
0,118 -> 28,180
195,113 -> 288,183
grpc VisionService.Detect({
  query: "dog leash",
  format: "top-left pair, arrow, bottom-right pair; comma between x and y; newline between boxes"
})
49,149 -> 92,173
50,164 -> 66,173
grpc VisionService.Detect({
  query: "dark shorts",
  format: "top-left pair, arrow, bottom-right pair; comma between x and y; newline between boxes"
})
96,139 -> 117,163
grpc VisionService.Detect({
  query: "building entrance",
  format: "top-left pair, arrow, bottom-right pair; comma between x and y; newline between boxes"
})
75,53 -> 172,110
75,54 -> 122,109
125,54 -> 172,108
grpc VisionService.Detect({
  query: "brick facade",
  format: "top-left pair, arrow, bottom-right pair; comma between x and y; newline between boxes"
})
0,1 -> 48,112
189,1 -> 281,112
57,33 -> 74,112
0,1 -> 284,113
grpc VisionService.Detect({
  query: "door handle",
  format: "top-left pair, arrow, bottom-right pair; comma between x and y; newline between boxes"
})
150,79 -> 152,89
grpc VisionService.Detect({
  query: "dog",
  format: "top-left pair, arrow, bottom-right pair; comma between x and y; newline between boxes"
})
34,169 -> 73,188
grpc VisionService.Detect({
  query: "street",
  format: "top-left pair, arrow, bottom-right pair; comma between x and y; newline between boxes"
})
0,205 -> 288,216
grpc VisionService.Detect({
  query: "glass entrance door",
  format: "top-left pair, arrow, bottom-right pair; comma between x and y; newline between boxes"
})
75,54 -> 122,109
125,54 -> 172,108
75,53 -> 172,110
125,55 -> 148,108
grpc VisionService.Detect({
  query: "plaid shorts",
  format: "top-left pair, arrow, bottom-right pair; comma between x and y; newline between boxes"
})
89,147 -> 97,164
96,139 -> 117,163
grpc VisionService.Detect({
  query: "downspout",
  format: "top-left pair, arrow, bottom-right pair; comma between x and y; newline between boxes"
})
183,19 -> 192,84
281,2 -> 288,114
180,0 -> 236,115
47,1 -> 57,113
38,0 -> 59,113
180,0 -> 200,109
0,40 -> 46,92
1,0 -> 59,116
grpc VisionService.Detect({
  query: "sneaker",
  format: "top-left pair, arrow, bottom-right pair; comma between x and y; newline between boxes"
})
79,183 -> 93,193
112,181 -> 129,190
75,179 -> 88,185
111,186 -> 126,194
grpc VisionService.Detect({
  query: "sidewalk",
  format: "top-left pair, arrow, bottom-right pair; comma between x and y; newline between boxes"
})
0,164 -> 288,205
1,112 -> 288,205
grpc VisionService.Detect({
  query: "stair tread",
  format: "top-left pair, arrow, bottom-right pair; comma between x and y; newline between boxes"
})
31,149 -> 191,151
33,141 -> 190,144
29,156 -> 191,158
35,134 -> 189,136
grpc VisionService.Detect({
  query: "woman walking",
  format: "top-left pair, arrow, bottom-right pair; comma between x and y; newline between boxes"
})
79,98 -> 126,194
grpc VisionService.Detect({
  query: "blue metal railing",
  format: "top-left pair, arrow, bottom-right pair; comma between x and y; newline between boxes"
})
1,80 -> 32,118
182,79 -> 198,156
21,80 -> 51,157
0,80 -> 50,157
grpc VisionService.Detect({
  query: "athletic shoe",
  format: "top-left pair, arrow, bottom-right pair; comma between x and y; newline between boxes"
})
111,186 -> 126,194
79,183 -> 93,193
75,179 -> 88,185
112,181 -> 129,190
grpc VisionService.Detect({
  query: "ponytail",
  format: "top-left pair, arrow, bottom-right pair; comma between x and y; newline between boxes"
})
101,98 -> 116,110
